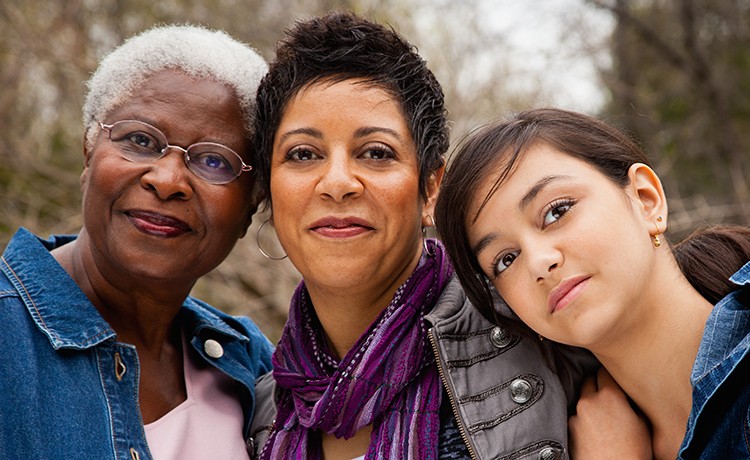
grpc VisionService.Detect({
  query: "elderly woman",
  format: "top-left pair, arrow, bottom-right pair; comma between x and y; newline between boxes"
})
0,25 -> 272,459
248,12 -> 593,460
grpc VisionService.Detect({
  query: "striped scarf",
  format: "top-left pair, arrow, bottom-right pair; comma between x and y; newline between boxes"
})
260,239 -> 453,459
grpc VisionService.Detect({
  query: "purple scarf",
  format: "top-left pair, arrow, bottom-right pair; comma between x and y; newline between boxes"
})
260,239 -> 453,460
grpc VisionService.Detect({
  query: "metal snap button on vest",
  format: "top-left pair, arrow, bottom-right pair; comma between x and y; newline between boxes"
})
509,378 -> 533,404
490,326 -> 511,348
538,446 -> 559,460
204,339 -> 224,358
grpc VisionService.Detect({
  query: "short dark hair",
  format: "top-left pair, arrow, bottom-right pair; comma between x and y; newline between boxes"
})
253,11 -> 449,209
435,108 -> 651,324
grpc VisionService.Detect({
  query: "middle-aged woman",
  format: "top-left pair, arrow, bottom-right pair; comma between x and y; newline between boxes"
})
435,107 -> 750,459
248,11 -> 595,460
0,25 -> 273,460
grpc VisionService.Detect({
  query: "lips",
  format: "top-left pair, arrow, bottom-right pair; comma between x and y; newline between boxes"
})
548,276 -> 590,313
126,210 -> 192,237
309,216 -> 374,238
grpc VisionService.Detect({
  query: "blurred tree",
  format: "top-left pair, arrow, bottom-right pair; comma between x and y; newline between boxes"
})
590,0 -> 750,236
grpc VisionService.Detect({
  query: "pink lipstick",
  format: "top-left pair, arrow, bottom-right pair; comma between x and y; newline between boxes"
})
548,276 -> 590,313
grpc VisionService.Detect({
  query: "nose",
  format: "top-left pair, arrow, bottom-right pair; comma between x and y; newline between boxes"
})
140,147 -> 194,200
314,151 -> 363,202
527,239 -> 562,283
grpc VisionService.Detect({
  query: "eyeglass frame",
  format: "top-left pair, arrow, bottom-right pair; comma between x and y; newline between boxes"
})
98,119 -> 252,185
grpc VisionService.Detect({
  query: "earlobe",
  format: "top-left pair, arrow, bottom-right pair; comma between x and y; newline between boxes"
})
422,164 -> 446,224
239,204 -> 259,239
82,132 -> 94,167
628,162 -> 668,224
81,139 -> 91,192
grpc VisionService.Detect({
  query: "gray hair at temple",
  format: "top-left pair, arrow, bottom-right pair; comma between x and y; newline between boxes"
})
82,24 -> 267,151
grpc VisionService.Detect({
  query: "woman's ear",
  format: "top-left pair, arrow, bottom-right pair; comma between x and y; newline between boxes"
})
422,164 -> 445,226
81,135 -> 92,192
627,162 -> 668,226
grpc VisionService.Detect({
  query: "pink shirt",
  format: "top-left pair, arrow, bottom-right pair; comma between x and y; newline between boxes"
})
144,338 -> 249,460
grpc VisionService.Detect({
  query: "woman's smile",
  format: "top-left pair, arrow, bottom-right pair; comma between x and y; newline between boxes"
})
548,275 -> 590,314
125,210 -> 193,238
309,216 -> 374,239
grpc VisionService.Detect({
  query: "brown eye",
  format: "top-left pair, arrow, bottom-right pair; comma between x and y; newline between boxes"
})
543,200 -> 574,227
493,251 -> 519,277
287,147 -> 318,161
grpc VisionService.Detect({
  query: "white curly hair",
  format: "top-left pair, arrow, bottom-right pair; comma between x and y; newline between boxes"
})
82,24 -> 267,151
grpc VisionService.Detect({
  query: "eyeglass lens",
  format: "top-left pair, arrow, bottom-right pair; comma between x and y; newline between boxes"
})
104,120 -> 247,184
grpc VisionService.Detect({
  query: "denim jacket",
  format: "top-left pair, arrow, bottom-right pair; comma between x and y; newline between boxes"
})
0,228 -> 273,460
249,277 -> 596,459
679,260 -> 750,459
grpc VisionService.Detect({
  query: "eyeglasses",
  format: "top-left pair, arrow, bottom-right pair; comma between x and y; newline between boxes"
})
99,120 -> 252,185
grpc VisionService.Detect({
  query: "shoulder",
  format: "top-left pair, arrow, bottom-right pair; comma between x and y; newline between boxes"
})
181,298 -> 273,372
183,297 -> 271,344
427,276 -> 591,459
248,372 -> 277,459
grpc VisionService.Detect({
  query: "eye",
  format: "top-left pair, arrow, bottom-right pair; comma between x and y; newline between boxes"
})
193,153 -> 232,171
492,250 -> 519,277
361,145 -> 395,160
123,131 -> 161,151
542,199 -> 574,227
287,147 -> 319,162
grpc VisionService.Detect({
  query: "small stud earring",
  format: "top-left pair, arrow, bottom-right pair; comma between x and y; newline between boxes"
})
652,216 -> 663,248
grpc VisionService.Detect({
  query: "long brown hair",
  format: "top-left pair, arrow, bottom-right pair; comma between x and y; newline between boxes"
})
673,225 -> 750,304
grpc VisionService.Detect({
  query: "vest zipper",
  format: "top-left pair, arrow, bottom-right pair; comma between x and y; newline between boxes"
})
428,327 -> 479,460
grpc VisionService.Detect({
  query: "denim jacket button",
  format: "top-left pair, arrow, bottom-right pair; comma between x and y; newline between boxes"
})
204,339 -> 224,358
509,378 -> 533,404
490,326 -> 512,348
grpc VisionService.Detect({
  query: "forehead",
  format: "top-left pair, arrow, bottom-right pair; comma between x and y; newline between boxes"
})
468,143 -> 601,222
107,69 -> 240,119
283,79 -> 405,123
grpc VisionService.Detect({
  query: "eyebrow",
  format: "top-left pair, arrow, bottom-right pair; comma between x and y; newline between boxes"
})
471,233 -> 498,258
471,174 -> 573,257
354,126 -> 403,141
278,126 -> 403,144
519,175 -> 571,211
278,127 -> 322,144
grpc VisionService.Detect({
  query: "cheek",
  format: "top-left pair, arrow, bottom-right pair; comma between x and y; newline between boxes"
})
493,271 -> 541,320
382,176 -> 422,215
214,188 -> 253,223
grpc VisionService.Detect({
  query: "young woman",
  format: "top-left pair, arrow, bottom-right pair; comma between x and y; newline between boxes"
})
247,13 -> 594,460
435,107 -> 750,459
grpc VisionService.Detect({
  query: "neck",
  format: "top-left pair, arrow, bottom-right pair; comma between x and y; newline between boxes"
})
52,232 -> 190,351
305,253 -> 422,359
591,258 -> 713,459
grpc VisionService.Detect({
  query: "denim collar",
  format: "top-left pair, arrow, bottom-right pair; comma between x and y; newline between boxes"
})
690,259 -> 750,382
729,260 -> 750,286
1,228 -> 247,351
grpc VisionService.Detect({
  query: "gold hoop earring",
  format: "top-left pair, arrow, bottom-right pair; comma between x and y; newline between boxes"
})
422,215 -> 436,257
652,215 -> 663,248
257,218 -> 287,260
